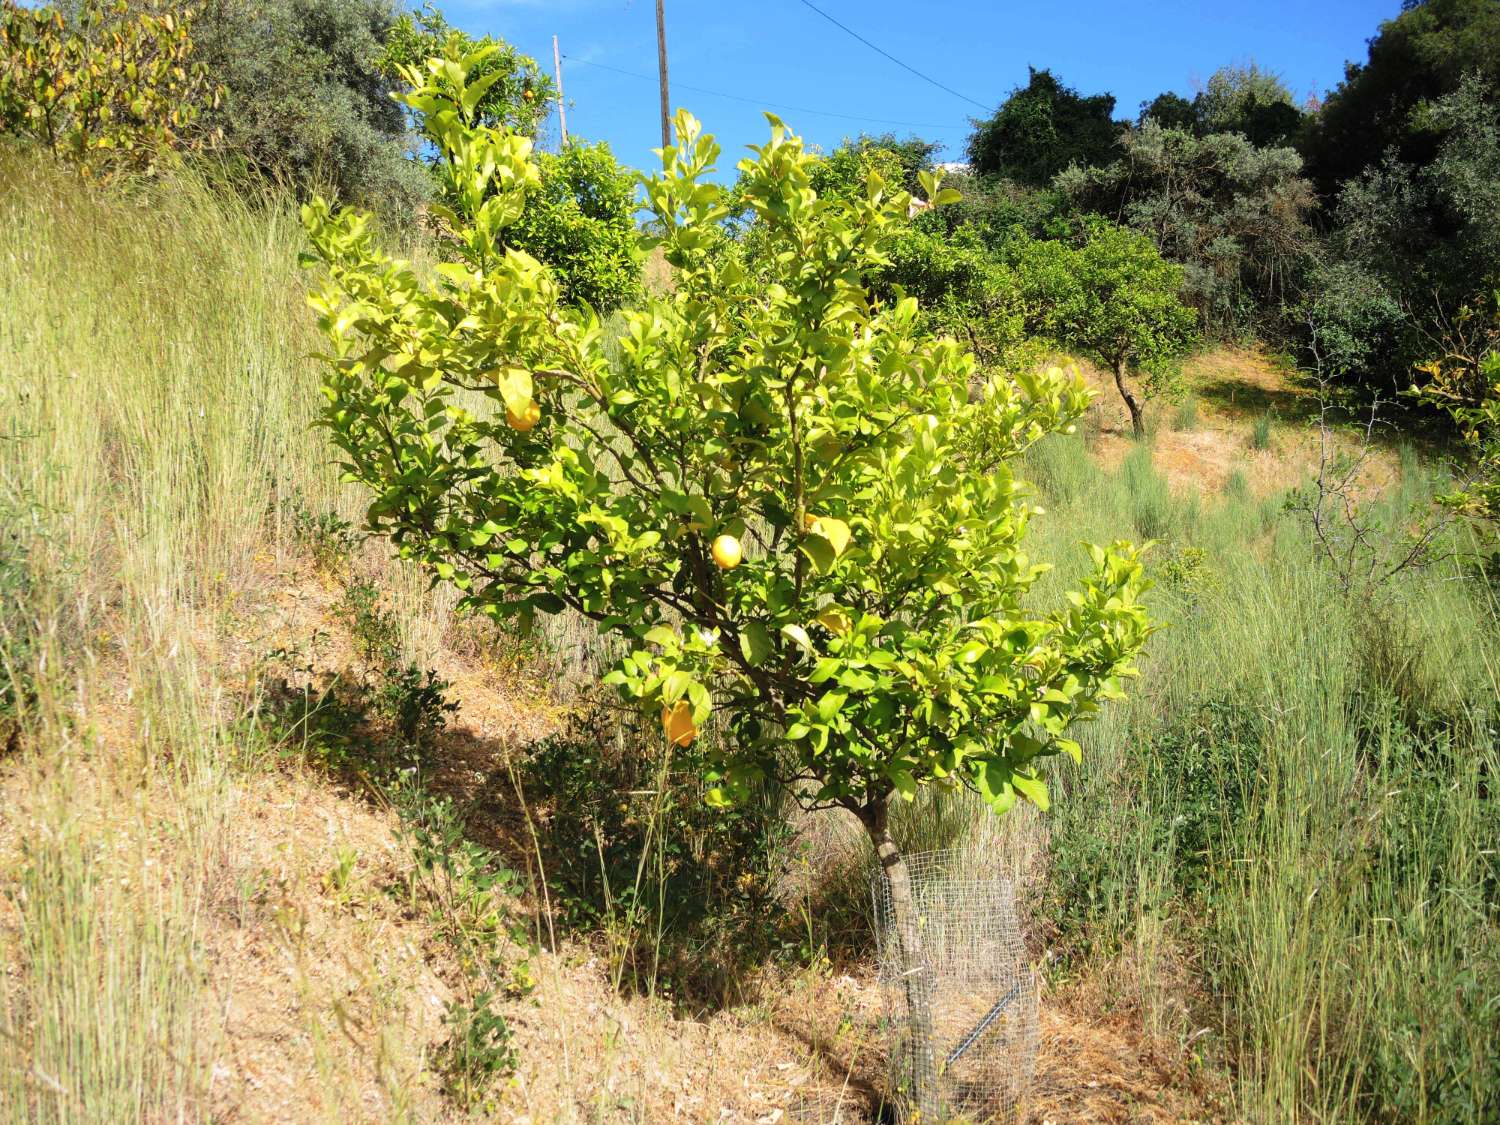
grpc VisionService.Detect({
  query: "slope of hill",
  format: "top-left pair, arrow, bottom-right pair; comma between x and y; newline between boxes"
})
1,158 -> 1494,1123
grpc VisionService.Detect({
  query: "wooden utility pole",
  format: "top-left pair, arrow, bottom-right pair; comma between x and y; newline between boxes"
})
654,0 -> 671,148
552,35 -> 568,147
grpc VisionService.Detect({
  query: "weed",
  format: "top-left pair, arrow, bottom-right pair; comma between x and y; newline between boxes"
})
435,991 -> 517,1111
1173,394 -> 1200,431
522,695 -> 791,1004
1251,410 -> 1275,450
283,495 -> 359,571
0,492 -> 38,754
391,775 -> 534,1108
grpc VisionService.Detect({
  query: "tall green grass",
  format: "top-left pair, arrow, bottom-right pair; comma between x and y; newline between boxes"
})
1022,433 -> 1498,1121
0,154 -> 346,1120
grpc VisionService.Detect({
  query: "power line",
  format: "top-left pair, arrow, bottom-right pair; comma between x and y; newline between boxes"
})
793,0 -> 990,112
562,54 -> 966,131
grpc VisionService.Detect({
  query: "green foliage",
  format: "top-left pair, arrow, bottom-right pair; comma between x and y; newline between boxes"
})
967,67 -> 1122,186
1012,219 -> 1198,436
1305,0 -> 1500,194
876,222 -> 1025,370
0,0 -> 219,175
1299,258 -> 1407,384
378,3 -> 552,137
1020,441 -> 1499,1121
771,137 -> 1028,369
1139,66 -> 1306,147
434,992 -> 516,1111
503,140 -> 641,312
394,778 -> 530,1111
192,0 -> 430,214
1330,75 -> 1500,386
1251,410 -> 1275,451
1057,121 -> 1316,337
302,43 -> 1151,845
1193,62 -> 1306,147
0,491 -> 37,754
1138,90 -> 1197,132
806,131 -> 939,199
1414,293 -> 1500,527
522,695 -> 791,1000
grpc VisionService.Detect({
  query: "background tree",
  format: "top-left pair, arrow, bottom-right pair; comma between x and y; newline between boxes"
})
303,45 -> 1152,1118
807,131 -> 939,199
1056,120 -> 1316,337
793,135 -> 1028,370
1327,74 -> 1500,390
967,67 -> 1122,186
502,140 -> 642,312
1013,219 -> 1198,437
193,0 -> 430,212
1193,62 -> 1306,148
378,2 -> 552,137
1138,90 -> 1197,132
1304,0 -> 1500,195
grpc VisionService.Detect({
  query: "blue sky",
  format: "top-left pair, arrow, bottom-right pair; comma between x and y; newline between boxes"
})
441,0 -> 1399,175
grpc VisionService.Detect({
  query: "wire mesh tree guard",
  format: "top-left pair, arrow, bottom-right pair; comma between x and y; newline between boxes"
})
871,849 -> 1039,1122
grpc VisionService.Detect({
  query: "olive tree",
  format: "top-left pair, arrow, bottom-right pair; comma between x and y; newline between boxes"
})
1014,220 -> 1197,438
303,44 -> 1152,1119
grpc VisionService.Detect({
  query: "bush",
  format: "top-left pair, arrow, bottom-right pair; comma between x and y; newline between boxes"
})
192,0 -> 431,214
967,67 -> 1121,187
0,0 -> 219,175
1056,121 -> 1317,339
1011,218 -> 1198,437
504,141 -> 641,312
522,696 -> 791,1002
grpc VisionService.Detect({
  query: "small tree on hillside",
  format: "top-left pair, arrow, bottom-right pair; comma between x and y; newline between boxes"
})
1014,221 -> 1197,438
967,67 -> 1121,187
303,45 -> 1152,1119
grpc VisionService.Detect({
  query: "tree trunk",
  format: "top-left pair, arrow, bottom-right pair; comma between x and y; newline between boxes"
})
864,801 -> 943,1122
1113,359 -> 1145,439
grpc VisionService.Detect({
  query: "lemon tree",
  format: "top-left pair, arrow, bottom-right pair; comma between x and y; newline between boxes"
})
303,42 -> 1152,1118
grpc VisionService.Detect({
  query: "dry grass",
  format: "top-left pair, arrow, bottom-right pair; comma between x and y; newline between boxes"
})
1076,347 -> 1402,497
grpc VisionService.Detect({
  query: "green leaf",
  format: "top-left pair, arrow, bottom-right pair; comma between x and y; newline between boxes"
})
493,366 -> 533,413
800,535 -> 836,575
739,621 -> 773,666
811,516 -> 851,556
661,670 -> 691,703
781,623 -> 815,658
1011,771 -> 1050,811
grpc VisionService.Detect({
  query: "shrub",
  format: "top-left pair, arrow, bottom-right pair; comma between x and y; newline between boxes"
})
522,695 -> 790,1001
0,0 -> 219,175
192,0 -> 431,214
1055,121 -> 1317,339
967,67 -> 1121,187
503,140 -> 641,312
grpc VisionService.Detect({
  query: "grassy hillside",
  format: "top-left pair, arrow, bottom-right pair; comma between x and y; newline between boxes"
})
1,156 -> 1496,1122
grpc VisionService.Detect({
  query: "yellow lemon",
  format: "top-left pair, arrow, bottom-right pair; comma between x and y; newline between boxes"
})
506,399 -> 541,432
661,700 -> 696,747
711,534 -> 742,570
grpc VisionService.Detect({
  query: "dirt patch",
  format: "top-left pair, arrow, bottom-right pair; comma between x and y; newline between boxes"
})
1077,347 -> 1402,499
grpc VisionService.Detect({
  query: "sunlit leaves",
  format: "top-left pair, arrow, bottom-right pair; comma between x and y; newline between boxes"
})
0,0 -> 220,176
302,48 -> 1154,823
